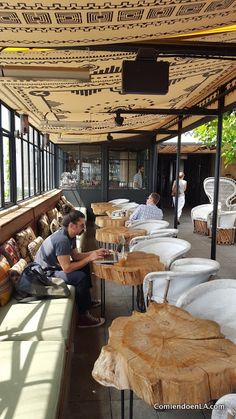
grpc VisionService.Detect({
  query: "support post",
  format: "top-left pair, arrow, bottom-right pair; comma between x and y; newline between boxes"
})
174,117 -> 182,228
211,89 -> 224,260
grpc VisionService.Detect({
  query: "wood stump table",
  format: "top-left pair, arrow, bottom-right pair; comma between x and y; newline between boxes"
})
95,226 -> 146,246
91,202 -> 119,215
92,251 -> 164,315
95,215 -> 128,228
93,251 -> 164,286
93,303 -> 236,417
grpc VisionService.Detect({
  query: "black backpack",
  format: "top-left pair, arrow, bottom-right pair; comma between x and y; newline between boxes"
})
15,262 -> 70,302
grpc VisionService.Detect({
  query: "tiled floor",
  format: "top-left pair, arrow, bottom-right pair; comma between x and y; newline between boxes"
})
64,208 -> 236,419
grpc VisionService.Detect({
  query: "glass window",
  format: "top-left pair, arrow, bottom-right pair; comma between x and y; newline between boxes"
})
79,145 -> 101,188
29,126 -> 34,143
109,148 -> 148,189
16,137 -> 23,201
23,140 -> 29,198
1,104 -> 11,132
109,150 -> 135,189
29,143 -> 34,195
3,136 -> 11,202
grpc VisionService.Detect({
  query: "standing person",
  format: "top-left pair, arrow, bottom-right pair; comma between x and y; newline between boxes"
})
35,207 -> 108,328
133,165 -> 144,189
129,192 -> 163,221
172,172 -> 187,224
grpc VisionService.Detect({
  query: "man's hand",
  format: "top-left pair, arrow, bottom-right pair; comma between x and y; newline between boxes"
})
89,248 -> 109,261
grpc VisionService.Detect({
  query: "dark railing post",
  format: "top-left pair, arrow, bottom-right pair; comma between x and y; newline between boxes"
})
151,137 -> 158,192
211,89 -> 224,260
174,117 -> 182,228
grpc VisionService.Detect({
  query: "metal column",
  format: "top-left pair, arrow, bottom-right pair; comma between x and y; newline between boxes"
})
174,117 -> 182,228
211,90 -> 224,260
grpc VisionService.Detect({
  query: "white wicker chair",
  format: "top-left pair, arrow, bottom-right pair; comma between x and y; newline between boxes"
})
170,257 -> 220,278
129,229 -> 178,249
204,177 -> 236,211
211,394 -> 236,418
176,279 -> 236,344
191,204 -> 216,235
118,202 -> 139,211
143,269 -> 211,307
130,237 -> 191,269
108,199 -> 129,205
207,210 -> 236,245
128,219 -> 169,232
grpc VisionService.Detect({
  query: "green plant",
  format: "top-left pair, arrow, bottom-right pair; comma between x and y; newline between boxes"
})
193,111 -> 236,167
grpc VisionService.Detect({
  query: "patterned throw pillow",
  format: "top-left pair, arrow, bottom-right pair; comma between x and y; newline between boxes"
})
56,199 -> 64,212
28,236 -> 44,261
57,211 -> 63,226
0,255 -> 12,306
8,258 -> 27,287
50,219 -> 60,234
61,196 -> 74,208
38,214 -> 50,239
15,227 -> 36,259
0,237 -> 21,266
47,208 -> 59,223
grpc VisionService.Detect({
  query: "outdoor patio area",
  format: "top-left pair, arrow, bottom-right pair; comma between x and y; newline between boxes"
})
65,208 -> 236,419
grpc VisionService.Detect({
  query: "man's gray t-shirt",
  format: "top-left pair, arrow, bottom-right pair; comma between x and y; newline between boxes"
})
35,227 -> 76,271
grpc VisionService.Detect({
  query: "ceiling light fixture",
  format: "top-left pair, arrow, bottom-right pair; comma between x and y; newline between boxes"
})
114,112 -> 124,126
0,65 -> 90,81
107,133 -> 113,141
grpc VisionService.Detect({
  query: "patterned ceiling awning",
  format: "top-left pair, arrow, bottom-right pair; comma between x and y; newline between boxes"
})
0,1 -> 235,143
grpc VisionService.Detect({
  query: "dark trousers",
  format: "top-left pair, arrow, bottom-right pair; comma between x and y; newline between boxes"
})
48,264 -> 92,314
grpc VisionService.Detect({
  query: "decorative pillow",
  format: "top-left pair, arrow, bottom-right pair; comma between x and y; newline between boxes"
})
8,258 -> 27,287
61,196 -> 74,208
15,227 -> 36,259
28,236 -> 44,261
0,237 -> 21,266
38,214 -> 50,239
57,211 -> 63,226
56,199 -> 64,212
47,208 -> 59,223
0,255 -> 12,306
50,219 -> 60,234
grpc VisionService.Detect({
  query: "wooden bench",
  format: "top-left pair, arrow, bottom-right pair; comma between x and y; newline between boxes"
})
0,190 -> 80,419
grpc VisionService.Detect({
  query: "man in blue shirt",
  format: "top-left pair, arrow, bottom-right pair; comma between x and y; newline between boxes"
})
35,208 -> 108,328
129,192 -> 163,221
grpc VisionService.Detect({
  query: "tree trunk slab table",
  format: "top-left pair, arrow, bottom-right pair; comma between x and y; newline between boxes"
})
95,215 -> 128,228
93,251 -> 164,286
91,202 -> 119,215
95,226 -> 146,245
92,303 -> 236,407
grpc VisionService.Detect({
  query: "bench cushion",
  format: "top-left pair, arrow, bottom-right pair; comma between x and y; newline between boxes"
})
28,236 -> 44,261
0,237 -> 21,266
0,286 -> 75,345
0,340 -> 65,419
0,255 -> 12,306
15,227 -> 36,260
38,215 -> 50,240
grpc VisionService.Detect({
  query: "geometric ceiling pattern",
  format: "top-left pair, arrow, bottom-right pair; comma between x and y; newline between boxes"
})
0,1 -> 236,144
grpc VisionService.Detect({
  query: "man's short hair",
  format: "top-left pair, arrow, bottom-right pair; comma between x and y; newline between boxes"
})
149,192 -> 160,205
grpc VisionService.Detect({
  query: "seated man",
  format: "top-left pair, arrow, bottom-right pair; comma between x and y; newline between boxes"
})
35,207 -> 108,328
129,192 -> 163,222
